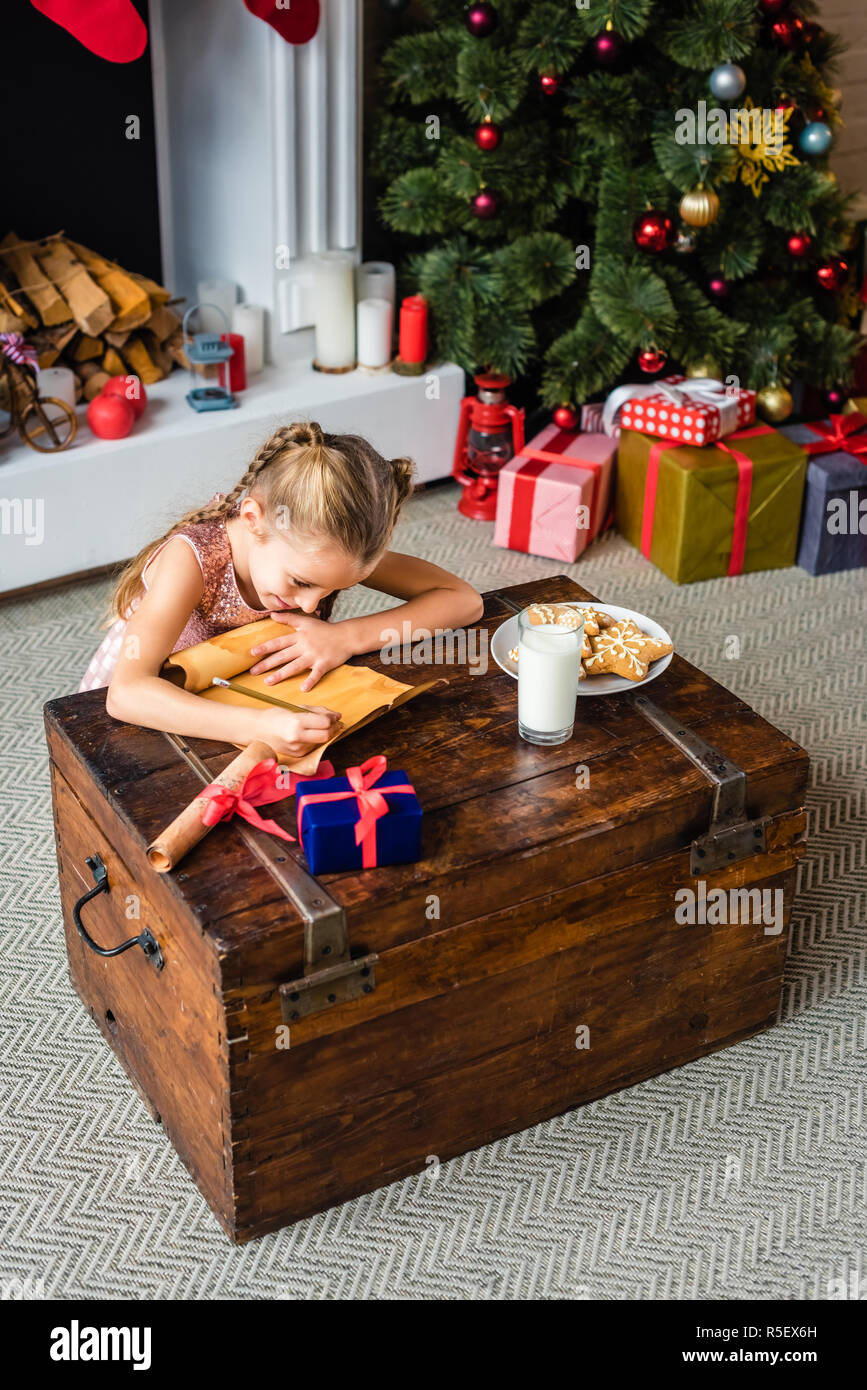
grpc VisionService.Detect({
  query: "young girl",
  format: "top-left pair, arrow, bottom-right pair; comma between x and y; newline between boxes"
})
82,421 -> 483,761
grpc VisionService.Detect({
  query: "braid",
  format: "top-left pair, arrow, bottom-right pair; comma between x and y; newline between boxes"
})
107,418 -> 412,624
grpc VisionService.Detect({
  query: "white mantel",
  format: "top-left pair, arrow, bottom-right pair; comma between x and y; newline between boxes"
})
0,363 -> 464,594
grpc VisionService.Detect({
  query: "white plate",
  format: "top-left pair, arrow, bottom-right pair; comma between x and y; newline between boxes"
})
491,603 -> 674,696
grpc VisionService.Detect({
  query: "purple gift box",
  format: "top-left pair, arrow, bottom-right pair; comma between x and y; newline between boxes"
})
780,418 -> 867,575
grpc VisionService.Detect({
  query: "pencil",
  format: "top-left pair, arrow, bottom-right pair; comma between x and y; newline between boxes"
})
211,676 -> 331,717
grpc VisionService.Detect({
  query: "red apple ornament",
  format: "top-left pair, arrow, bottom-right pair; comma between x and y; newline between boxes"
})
101,374 -> 147,418
87,392 -> 135,439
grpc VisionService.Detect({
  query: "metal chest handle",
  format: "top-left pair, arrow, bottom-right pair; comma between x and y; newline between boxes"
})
164,734 -> 377,1021
73,854 -> 164,969
631,694 -> 769,874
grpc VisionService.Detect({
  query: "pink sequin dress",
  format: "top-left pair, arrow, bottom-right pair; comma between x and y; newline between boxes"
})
79,510 -> 270,692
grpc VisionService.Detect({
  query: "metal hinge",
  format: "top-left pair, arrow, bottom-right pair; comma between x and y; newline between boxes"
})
163,733 -> 377,1020
632,694 -> 769,874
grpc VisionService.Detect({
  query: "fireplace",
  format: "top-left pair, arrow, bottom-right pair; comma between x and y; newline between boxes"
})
0,0 -> 461,595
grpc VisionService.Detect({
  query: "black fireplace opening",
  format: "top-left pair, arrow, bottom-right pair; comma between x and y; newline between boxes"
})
4,0 -> 162,281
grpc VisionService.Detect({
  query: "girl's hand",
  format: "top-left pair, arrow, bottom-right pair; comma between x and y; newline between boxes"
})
250,614 -> 354,691
256,704 -> 342,760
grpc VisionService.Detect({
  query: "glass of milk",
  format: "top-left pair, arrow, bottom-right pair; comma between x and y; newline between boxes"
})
517,608 -> 583,745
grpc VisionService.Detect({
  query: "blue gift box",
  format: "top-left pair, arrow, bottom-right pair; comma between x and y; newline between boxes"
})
781,420 -> 867,575
295,767 -> 422,874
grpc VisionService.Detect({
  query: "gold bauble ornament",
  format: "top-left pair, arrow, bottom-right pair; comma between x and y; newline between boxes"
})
756,384 -> 793,423
686,357 -> 722,379
679,187 -> 720,227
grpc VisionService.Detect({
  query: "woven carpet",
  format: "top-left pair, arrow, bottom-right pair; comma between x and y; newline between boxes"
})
1,481 -> 864,1301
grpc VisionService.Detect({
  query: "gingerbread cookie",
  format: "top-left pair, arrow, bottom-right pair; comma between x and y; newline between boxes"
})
584,624 -> 649,682
527,602 -> 584,631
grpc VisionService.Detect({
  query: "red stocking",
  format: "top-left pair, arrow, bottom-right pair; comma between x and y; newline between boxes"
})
243,0 -> 320,45
30,0 -> 148,63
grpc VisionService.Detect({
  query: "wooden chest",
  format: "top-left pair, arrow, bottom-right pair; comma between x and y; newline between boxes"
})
45,576 -> 808,1243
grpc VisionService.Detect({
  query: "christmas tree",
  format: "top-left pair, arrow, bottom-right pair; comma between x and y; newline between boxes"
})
372,0 -> 861,416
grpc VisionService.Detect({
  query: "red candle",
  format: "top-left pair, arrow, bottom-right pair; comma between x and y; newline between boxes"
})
399,295 -> 428,364
219,333 -> 247,392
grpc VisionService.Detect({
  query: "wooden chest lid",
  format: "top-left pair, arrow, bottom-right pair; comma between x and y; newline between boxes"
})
45,576 -> 808,959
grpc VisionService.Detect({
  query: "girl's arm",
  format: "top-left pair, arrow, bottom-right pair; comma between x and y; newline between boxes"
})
341,549 -> 484,654
105,539 -> 341,758
251,550 -> 484,689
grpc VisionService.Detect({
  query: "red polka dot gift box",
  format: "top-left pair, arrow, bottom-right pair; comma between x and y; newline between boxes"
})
618,376 -> 756,446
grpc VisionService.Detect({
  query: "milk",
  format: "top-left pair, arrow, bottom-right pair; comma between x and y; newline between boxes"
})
517,620 -> 581,743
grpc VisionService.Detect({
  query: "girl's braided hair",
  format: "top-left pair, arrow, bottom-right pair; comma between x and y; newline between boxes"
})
110,421 -> 415,620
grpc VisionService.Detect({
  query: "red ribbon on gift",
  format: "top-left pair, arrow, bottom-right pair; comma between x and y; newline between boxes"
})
508,429 -> 608,552
802,412 -> 867,461
641,425 -> 773,577
296,754 -> 416,869
199,757 -> 335,841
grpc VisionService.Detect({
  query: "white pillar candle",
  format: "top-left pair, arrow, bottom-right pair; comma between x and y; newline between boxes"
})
36,366 -> 77,422
197,279 -> 238,333
356,298 -> 393,368
355,261 -> 395,310
232,304 -> 266,375
312,252 -> 355,369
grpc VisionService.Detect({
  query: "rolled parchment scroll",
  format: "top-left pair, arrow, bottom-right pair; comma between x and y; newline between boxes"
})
147,740 -> 277,873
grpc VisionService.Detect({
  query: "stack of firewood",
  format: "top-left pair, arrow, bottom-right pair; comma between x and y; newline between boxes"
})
0,232 -> 187,400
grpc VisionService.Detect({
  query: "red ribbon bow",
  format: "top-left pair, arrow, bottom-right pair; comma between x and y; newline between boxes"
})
803,412 -> 867,461
296,755 -> 416,868
199,757 -> 334,841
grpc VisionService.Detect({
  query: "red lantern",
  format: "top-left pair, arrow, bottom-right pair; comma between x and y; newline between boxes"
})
452,372 -> 525,521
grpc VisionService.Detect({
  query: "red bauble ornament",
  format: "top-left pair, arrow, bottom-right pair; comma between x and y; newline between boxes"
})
815,256 -> 848,291
470,188 -> 499,219
593,31 -> 624,67
539,72 -> 560,95
465,2 -> 497,38
758,0 -> 788,14
101,374 -> 147,418
707,274 -> 730,299
825,387 -> 846,410
771,14 -> 803,49
87,392 -> 135,439
552,405 -> 579,430
637,347 -> 667,374
633,210 -> 675,253
786,232 -> 812,259
474,120 -> 501,151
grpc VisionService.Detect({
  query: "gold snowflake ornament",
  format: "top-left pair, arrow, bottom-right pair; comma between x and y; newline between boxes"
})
728,97 -> 799,197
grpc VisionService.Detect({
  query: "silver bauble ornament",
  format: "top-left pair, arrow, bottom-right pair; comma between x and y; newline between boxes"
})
709,63 -> 746,100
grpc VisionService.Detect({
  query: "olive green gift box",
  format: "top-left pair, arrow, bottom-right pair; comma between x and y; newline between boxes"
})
615,425 -> 808,584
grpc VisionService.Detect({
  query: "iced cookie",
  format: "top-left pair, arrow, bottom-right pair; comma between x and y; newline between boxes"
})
527,602 -> 584,631
585,624 -> 649,681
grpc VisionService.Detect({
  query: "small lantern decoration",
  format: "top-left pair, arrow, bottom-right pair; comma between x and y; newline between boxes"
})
451,372 -> 525,521
183,305 -> 239,412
